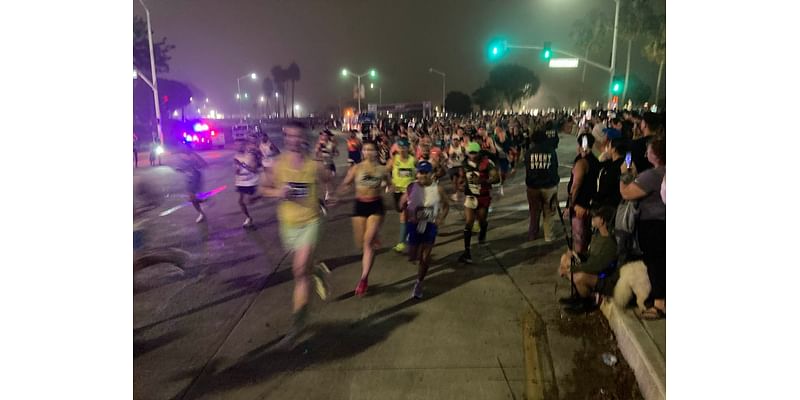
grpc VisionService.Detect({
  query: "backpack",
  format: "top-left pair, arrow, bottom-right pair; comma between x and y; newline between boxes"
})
615,200 -> 643,265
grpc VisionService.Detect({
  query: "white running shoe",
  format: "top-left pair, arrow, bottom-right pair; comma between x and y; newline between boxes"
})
243,217 -> 254,228
411,280 -> 423,299
195,214 -> 206,223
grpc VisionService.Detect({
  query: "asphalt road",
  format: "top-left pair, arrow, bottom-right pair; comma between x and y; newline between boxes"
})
133,130 -> 641,400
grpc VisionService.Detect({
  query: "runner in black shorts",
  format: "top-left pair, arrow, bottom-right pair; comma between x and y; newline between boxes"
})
332,140 -> 388,297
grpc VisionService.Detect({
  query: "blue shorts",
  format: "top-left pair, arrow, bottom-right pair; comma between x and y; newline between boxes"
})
498,158 -> 510,173
406,222 -> 438,245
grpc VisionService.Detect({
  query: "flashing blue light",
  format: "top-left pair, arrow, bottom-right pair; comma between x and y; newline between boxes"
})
193,123 -> 209,132
185,135 -> 193,142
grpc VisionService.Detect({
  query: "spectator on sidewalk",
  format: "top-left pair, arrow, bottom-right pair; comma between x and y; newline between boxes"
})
620,135 -> 666,319
630,112 -> 663,173
566,133 -> 601,256
524,128 -> 560,242
594,137 -> 629,209
558,205 -> 618,313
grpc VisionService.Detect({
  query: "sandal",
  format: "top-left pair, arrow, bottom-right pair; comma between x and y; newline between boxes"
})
639,307 -> 666,320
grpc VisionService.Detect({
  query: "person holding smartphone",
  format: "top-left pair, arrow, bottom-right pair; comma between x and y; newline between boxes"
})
566,133 -> 601,256
594,138 -> 629,209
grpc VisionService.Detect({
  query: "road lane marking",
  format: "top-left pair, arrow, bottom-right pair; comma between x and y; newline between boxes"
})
159,185 -> 228,217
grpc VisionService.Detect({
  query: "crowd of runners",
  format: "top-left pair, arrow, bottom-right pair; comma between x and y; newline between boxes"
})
142,108 -> 666,349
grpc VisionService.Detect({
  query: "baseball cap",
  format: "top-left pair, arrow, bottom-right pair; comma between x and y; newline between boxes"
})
467,142 -> 481,153
416,160 -> 433,173
397,138 -> 410,147
603,127 -> 622,140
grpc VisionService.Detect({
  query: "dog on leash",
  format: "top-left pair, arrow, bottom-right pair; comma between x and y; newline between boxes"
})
612,260 -> 651,312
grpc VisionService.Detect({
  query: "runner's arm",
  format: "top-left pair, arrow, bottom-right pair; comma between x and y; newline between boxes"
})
436,185 -> 449,225
258,167 -> 287,198
335,164 -> 357,196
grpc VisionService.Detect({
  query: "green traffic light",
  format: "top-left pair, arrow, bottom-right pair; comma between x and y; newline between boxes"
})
370,69 -> 376,77
487,38 -> 507,61
613,83 -> 620,91
544,50 -> 551,59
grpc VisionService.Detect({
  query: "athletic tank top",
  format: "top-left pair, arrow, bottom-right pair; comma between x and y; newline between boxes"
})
355,163 -> 384,190
567,153 -> 601,208
391,154 -> 416,193
234,153 -> 259,187
274,153 -> 319,226
407,181 -> 441,226
447,145 -> 465,169
463,157 -> 494,197
317,141 -> 334,165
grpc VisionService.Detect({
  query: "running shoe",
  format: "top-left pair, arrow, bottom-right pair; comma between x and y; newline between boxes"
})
319,200 -> 328,217
450,193 -> 458,202
472,224 -> 481,233
355,278 -> 368,297
393,242 -> 407,253
195,214 -> 206,223
458,251 -> 473,264
411,280 -> 423,299
312,263 -> 331,300
243,217 -> 254,228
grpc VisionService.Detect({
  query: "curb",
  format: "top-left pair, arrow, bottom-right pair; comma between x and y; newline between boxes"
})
600,301 -> 666,400
522,309 -> 558,400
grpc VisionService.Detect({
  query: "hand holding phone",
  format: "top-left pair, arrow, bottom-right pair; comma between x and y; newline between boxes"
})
581,136 -> 589,151
625,152 -> 632,169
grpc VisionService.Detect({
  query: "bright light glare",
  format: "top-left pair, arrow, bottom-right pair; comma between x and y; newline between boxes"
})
341,69 -> 348,76
250,73 -> 257,80
155,145 -> 165,155
133,69 -> 138,79
369,69 -> 376,77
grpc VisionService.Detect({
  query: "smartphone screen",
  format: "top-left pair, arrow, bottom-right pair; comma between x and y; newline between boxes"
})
625,152 -> 632,168
581,136 -> 588,151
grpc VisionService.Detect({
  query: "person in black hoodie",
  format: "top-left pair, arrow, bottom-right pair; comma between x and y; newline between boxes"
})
525,128 -> 560,241
594,137 -> 629,209
566,133 -> 600,256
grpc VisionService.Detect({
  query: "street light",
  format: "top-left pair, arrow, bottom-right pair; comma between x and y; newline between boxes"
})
341,67 -> 377,114
236,72 -> 258,120
429,68 -> 446,116
370,84 -> 382,110
135,0 -> 164,148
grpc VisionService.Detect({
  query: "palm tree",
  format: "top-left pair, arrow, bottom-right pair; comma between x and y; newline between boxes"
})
286,62 -> 301,118
617,0 -> 655,103
270,65 -> 287,118
262,77 -> 275,117
570,8 -> 612,107
642,14 -> 666,108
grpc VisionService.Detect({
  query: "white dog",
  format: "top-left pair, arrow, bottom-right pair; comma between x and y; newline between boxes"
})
612,261 -> 651,312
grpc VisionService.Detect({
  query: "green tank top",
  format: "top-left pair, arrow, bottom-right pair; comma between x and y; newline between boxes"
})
391,154 -> 416,192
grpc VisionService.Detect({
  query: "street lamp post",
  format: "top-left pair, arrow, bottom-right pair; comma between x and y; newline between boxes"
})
370,83 -> 382,113
341,68 -> 376,115
429,68 -> 446,116
236,72 -> 257,120
136,0 -> 164,148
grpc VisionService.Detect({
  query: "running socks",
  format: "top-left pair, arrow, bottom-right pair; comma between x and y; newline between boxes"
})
399,223 -> 408,244
464,227 -> 473,250
479,222 -> 488,242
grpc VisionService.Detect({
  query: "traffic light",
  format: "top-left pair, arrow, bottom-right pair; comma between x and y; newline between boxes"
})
610,76 -> 624,95
541,42 -> 552,61
487,39 -> 507,61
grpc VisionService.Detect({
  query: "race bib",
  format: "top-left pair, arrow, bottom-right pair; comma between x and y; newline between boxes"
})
466,171 -> 480,194
398,168 -> 413,178
286,182 -> 310,199
464,195 -> 478,210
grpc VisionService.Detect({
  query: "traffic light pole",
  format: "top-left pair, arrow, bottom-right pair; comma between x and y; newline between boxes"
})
507,44 -> 611,73
137,0 -> 164,148
608,0 -> 621,108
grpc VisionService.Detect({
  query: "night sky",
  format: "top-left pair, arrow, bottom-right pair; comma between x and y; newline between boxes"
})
134,0 -> 666,115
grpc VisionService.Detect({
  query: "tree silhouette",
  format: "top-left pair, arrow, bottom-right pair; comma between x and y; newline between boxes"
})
642,14 -> 666,108
570,8 -> 612,102
271,65 -> 287,118
262,77 -> 276,116
445,91 -> 472,115
617,0 -> 655,101
133,16 -> 175,79
286,62 -> 301,118
487,64 -> 540,112
472,85 -> 503,112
